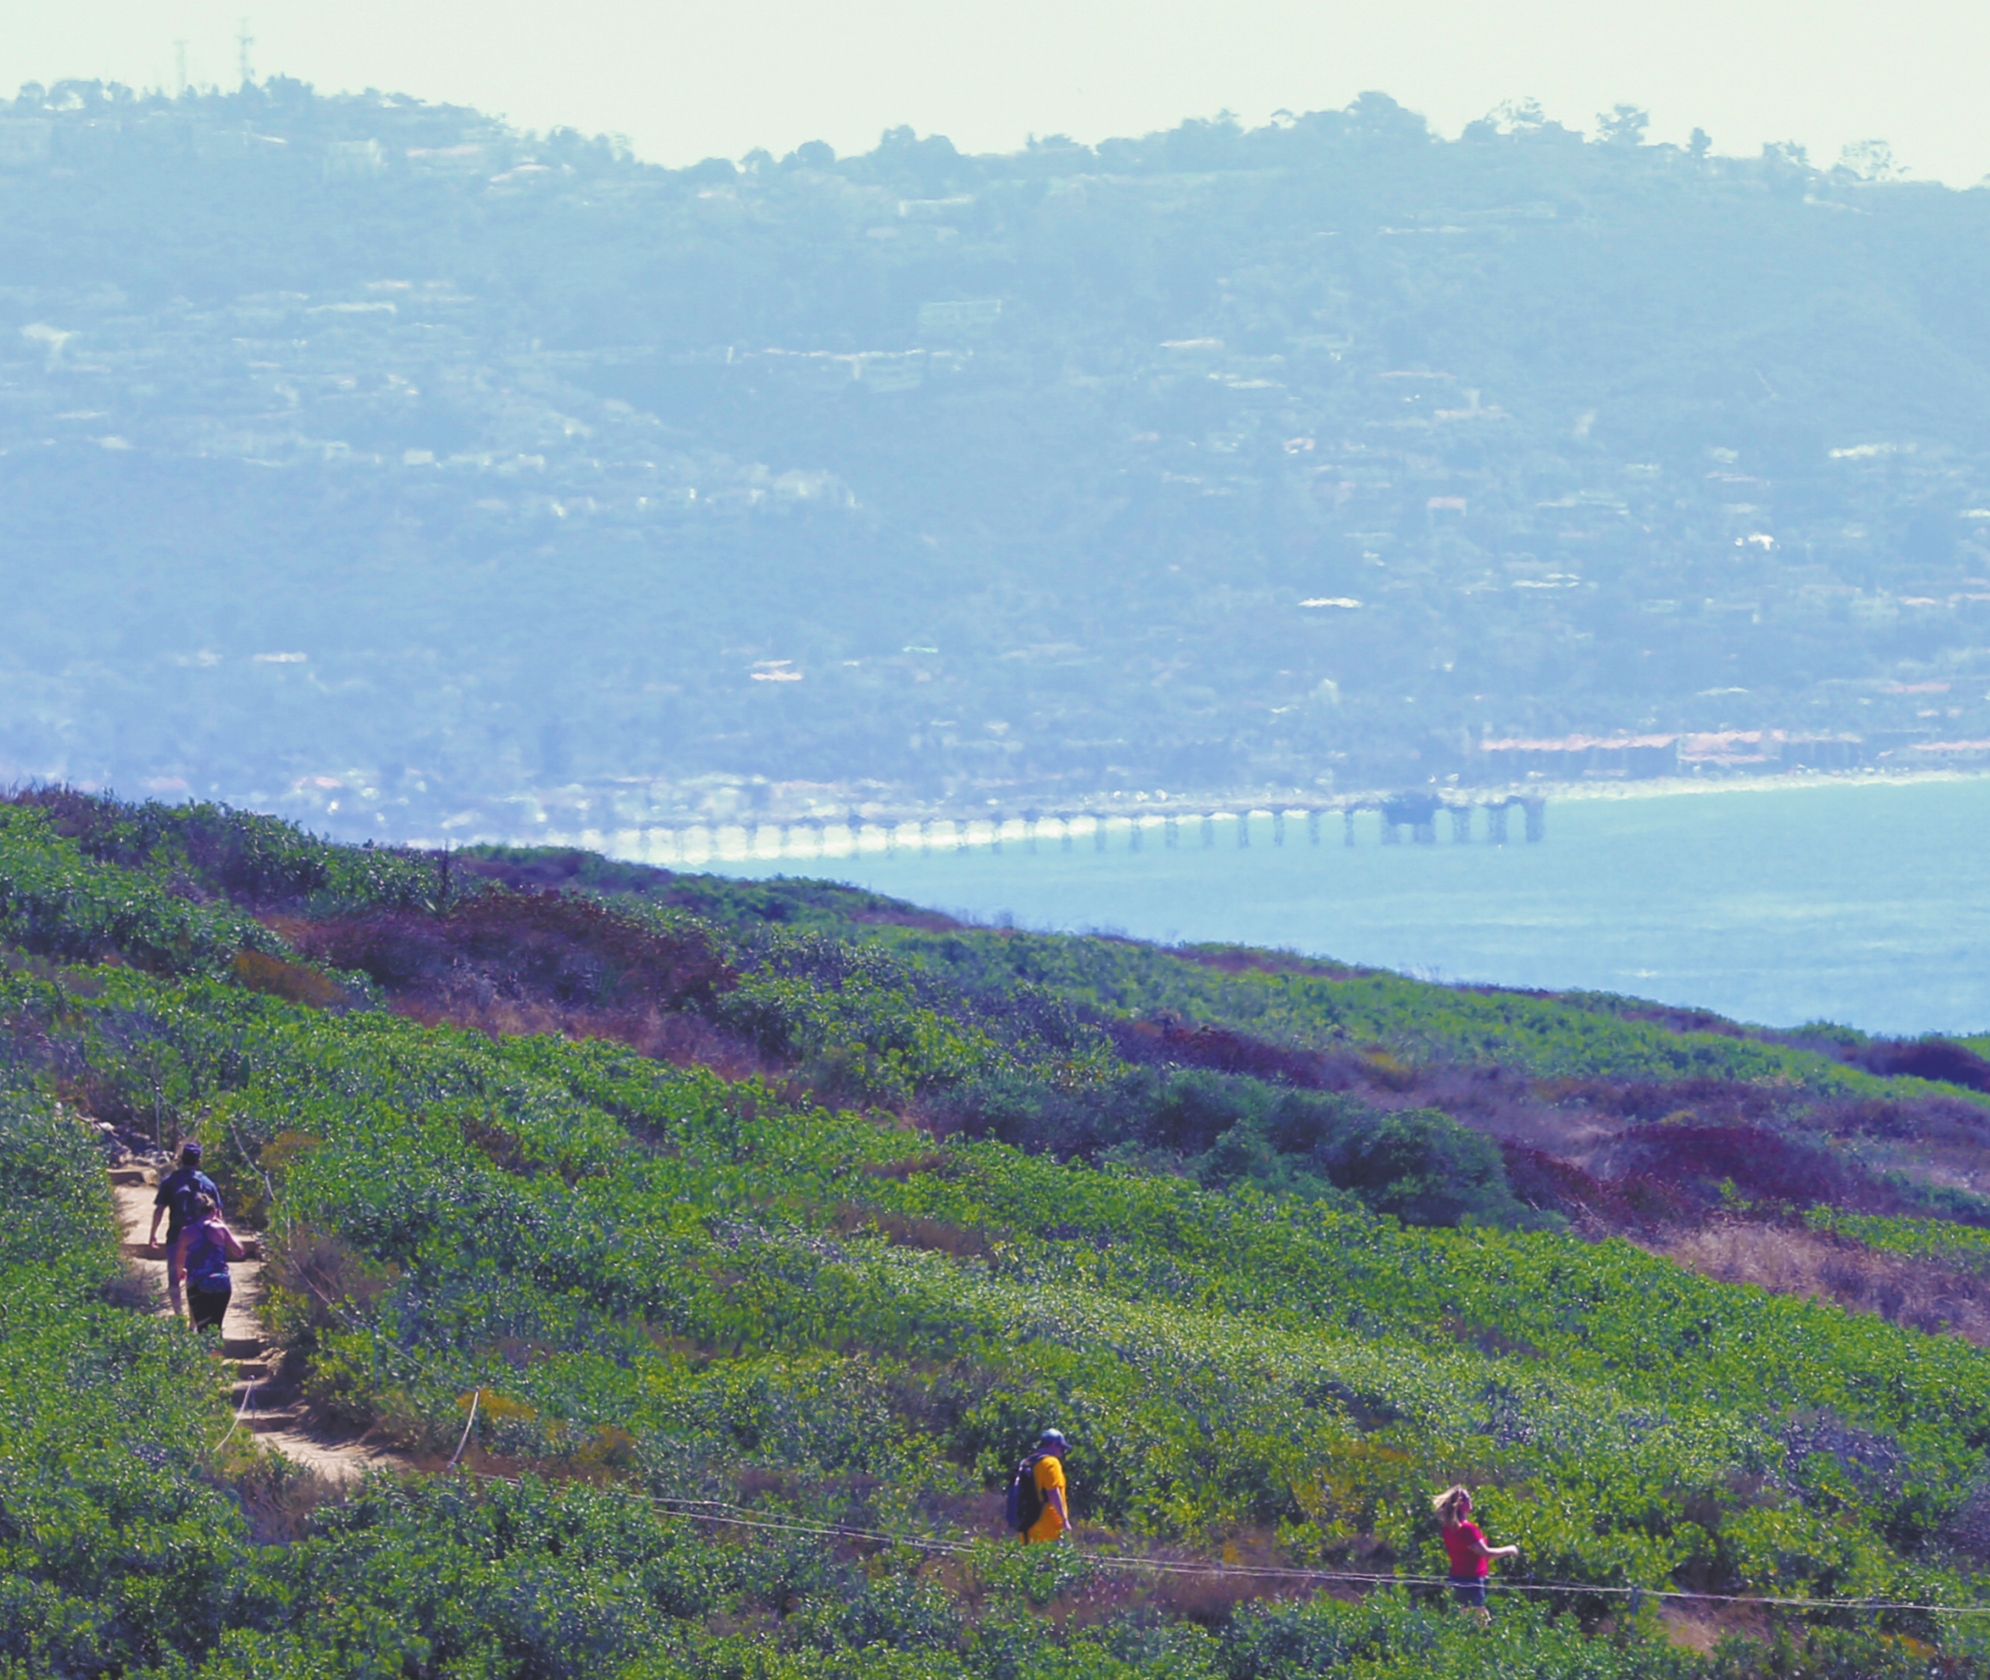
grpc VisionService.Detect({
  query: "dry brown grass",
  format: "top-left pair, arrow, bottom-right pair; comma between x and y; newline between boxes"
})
828,1202 -> 999,1260
231,948 -> 350,1008
1658,1598 -> 1768,1655
924,1523 -> 1325,1630
387,994 -> 778,1081
230,1453 -> 347,1545
1651,1221 -> 1990,1343
862,1153 -> 951,1182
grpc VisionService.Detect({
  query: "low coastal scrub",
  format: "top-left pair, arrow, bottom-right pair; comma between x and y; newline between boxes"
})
4,793 -> 1990,1677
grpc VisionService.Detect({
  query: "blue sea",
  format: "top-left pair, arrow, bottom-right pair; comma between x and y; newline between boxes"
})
691,777 -> 1990,1037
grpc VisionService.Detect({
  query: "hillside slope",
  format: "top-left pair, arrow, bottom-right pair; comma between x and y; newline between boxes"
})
6,86 -> 1990,836
6,791 -> 1990,1677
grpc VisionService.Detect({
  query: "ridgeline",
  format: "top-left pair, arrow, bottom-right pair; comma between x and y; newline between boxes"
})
6,84 -> 1990,840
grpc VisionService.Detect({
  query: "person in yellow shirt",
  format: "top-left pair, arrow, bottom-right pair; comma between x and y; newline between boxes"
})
1026,1428 -> 1071,1544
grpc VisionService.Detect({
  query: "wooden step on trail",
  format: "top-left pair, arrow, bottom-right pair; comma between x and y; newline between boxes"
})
106,1162 -> 416,1483
228,1357 -> 281,1400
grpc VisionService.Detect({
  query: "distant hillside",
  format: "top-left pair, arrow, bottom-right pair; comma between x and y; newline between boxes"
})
5,82 -> 1990,840
11,790 -> 1990,1676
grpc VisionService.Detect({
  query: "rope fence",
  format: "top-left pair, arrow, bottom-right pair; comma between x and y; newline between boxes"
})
251,1221 -> 1990,1622
586,1487 -> 1990,1618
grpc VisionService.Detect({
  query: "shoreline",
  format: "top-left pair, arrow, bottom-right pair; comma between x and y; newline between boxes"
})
371,764 -> 1990,862
1458,764 -> 1990,807
650,770 -> 1990,1036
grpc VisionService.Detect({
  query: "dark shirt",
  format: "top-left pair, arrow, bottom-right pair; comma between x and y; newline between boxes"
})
181,1218 -> 234,1290
154,1166 -> 222,1238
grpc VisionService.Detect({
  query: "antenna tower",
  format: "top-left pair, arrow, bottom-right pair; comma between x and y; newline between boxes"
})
236,18 -> 255,88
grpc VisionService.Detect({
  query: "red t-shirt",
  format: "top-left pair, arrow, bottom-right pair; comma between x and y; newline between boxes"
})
1442,1520 -> 1489,1579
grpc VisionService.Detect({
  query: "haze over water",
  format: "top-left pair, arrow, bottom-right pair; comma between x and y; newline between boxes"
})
693,777 -> 1990,1037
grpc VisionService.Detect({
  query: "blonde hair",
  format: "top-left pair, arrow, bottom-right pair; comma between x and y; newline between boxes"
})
1432,1485 -> 1472,1526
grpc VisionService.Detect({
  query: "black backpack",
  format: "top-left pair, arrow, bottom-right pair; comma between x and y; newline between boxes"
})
167,1169 -> 221,1231
1005,1451 -> 1048,1532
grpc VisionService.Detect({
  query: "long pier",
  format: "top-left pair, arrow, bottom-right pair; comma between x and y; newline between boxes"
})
570,793 -> 1548,869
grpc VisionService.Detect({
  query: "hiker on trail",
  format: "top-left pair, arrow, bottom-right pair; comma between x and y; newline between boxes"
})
148,1141 -> 222,1316
1433,1484 -> 1519,1622
172,1192 -> 247,1336
1008,1428 -> 1072,1544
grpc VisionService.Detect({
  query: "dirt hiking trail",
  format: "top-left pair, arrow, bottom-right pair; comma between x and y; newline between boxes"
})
111,1166 -> 409,1482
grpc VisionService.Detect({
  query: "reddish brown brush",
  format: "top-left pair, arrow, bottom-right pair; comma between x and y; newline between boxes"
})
1856,1038 -> 1990,1093
829,1202 -> 998,1259
862,1153 -> 951,1181
232,949 -> 350,1008
1540,1075 -> 1784,1127
1169,944 -> 1374,982
451,851 -> 596,891
1101,1009 -> 1954,1241
8,784 -> 118,841
1108,1013 -> 1365,1089
386,993 -> 775,1079
1596,1123 -> 1904,1214
288,889 -> 733,1013
280,890 -> 778,1072
1498,1145 -> 1702,1236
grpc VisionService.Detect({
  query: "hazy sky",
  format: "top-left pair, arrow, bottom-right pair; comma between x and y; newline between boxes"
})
9,0 -> 1990,184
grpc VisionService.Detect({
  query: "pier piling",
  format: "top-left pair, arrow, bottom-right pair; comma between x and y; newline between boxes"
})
681,791 -> 1548,865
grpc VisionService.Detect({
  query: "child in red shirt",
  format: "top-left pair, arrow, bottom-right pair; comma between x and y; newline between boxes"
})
1433,1485 -> 1520,1622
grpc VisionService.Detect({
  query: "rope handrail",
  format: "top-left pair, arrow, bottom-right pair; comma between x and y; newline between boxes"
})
249,1210 -> 1990,1619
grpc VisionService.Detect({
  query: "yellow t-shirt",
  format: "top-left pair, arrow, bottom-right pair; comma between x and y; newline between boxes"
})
1026,1453 -> 1067,1543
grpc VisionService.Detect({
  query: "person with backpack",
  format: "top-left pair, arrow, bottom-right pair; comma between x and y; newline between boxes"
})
148,1141 -> 223,1317
172,1192 -> 247,1336
1433,1484 -> 1520,1623
1006,1428 -> 1072,1544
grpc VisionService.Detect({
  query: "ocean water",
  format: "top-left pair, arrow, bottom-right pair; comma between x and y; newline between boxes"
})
687,777 -> 1990,1037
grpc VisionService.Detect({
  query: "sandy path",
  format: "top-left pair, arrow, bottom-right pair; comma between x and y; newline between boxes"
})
110,1167 -> 409,1481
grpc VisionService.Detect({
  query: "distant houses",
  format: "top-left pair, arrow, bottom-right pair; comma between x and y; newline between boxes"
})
1477,730 -> 1874,779
323,139 -> 385,181
917,298 -> 1002,336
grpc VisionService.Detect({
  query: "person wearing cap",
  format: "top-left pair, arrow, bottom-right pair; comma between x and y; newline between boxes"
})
148,1141 -> 223,1317
1026,1428 -> 1072,1544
